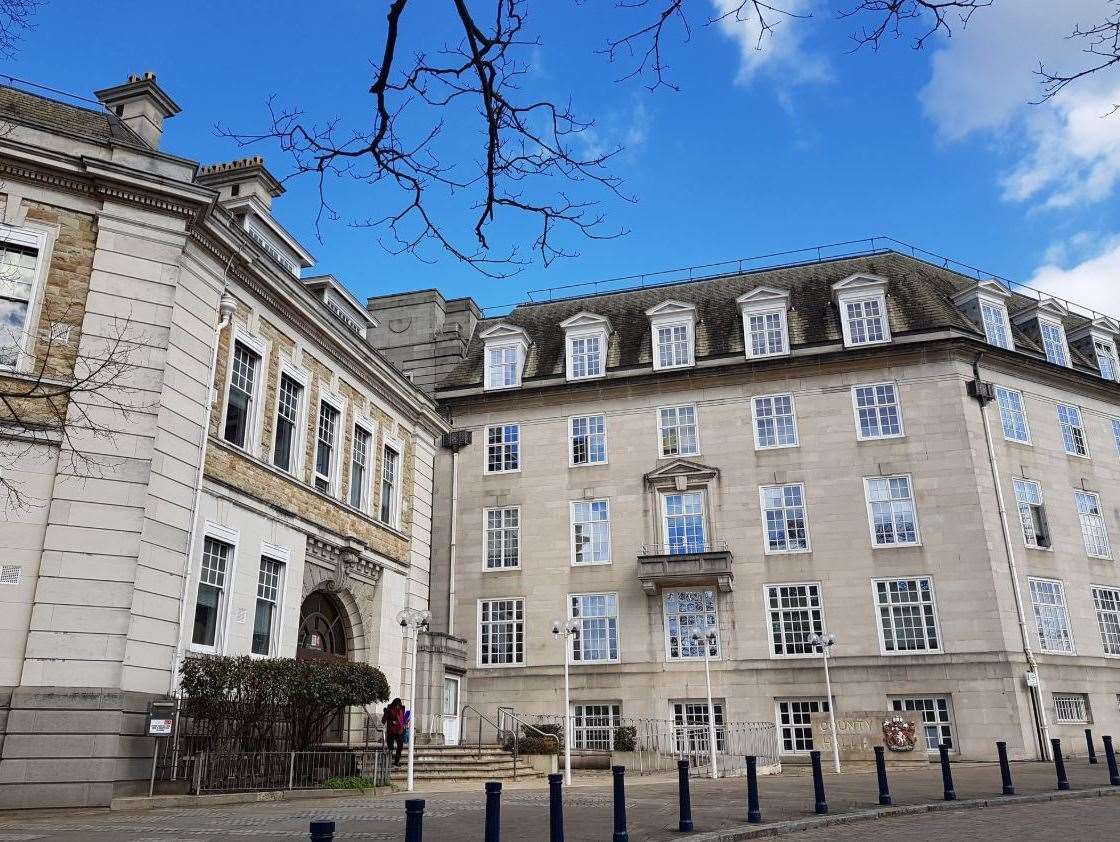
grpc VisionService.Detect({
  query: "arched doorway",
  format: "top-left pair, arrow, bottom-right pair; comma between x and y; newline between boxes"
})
297,590 -> 350,742
297,590 -> 349,661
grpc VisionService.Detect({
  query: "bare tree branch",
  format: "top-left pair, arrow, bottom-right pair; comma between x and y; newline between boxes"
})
841,1 -> 991,51
0,0 -> 40,59
1035,1 -> 1120,109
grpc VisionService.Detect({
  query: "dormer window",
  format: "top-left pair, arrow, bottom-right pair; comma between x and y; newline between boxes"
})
1094,337 -> 1119,381
832,275 -> 891,348
560,312 -> 611,381
737,287 -> 790,359
646,301 -> 697,371
1039,319 -> 1069,367
952,281 -> 1015,351
480,323 -> 530,390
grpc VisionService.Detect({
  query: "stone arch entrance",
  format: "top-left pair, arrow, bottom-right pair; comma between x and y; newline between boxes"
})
297,590 -> 350,661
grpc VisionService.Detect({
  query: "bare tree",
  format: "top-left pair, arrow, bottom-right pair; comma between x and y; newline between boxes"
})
0,307 -> 149,511
1036,1 -> 1120,112
222,0 -> 1109,276
0,0 -> 40,59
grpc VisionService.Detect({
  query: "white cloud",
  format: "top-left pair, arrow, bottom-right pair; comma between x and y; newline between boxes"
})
577,96 -> 651,162
1029,234 -> 1120,316
921,0 -> 1120,210
711,0 -> 829,86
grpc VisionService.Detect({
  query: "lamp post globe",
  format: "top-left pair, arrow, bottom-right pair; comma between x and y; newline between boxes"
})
552,619 -> 578,785
689,628 -> 720,779
808,633 -> 841,774
396,608 -> 431,792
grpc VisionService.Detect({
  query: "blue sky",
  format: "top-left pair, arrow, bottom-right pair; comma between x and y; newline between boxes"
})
8,1 -> 1120,314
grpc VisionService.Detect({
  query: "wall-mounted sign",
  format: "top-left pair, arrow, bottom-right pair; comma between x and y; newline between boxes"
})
147,700 -> 176,737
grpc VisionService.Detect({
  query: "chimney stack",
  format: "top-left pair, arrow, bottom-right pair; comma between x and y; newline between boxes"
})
94,72 -> 181,149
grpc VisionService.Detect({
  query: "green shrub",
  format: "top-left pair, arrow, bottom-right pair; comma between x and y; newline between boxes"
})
613,726 -> 637,752
502,723 -> 563,755
179,655 -> 390,750
323,776 -> 383,789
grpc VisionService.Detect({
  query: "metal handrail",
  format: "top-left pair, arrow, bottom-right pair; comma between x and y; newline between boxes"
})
500,708 -> 563,752
458,704 -> 561,780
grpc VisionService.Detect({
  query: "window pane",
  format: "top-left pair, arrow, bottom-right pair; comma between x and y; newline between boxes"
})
664,589 -> 718,659
995,387 -> 1030,443
854,384 -> 902,439
224,343 -> 259,447
753,395 -> 797,448
767,583 -> 823,655
192,538 -> 230,647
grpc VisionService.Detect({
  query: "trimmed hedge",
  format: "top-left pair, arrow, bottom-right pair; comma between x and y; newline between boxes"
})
503,723 -> 563,755
613,726 -> 637,752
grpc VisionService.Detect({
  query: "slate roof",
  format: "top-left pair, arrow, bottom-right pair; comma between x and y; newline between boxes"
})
0,84 -> 148,147
440,251 -> 1105,389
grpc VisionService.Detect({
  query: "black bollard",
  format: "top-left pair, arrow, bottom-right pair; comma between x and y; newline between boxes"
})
938,745 -> 956,801
810,750 -> 827,815
548,773 -> 565,842
745,756 -> 761,823
677,759 -> 694,832
1103,736 -> 1120,786
1086,729 -> 1098,765
1051,738 -> 1070,790
612,765 -> 629,842
996,741 -> 1015,795
874,746 -> 892,806
309,820 -> 335,842
405,799 -> 425,842
485,781 -> 502,842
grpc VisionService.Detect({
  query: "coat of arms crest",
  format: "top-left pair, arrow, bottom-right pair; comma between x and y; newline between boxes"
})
882,715 -> 917,752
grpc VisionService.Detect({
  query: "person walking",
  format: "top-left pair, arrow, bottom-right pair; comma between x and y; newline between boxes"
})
382,698 -> 406,766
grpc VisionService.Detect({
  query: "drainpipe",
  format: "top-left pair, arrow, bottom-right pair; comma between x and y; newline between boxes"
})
168,284 -> 238,694
970,353 -> 1051,759
448,446 -> 459,637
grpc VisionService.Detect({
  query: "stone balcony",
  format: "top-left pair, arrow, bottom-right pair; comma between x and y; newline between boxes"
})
636,540 -> 734,594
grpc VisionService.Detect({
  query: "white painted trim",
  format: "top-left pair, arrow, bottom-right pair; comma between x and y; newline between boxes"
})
379,433 -> 405,528
569,498 -> 612,566
837,290 -> 891,348
567,591 -> 621,664
568,413 -> 609,467
270,359 -> 311,476
870,575 -> 944,656
661,586 -> 720,662
863,473 -> 922,548
312,390 -> 346,497
483,423 -> 522,474
188,522 -> 241,655
1027,576 -> 1077,656
482,505 -> 522,571
656,404 -> 701,458
758,482 -> 812,555
751,393 -> 800,450
220,325 -> 268,454
851,382 -> 906,441
476,597 -> 527,668
994,385 -> 1032,445
349,414 -> 377,513
740,301 -> 791,360
762,580 -> 825,659
564,327 -> 608,381
1037,316 -> 1071,368
0,223 -> 52,375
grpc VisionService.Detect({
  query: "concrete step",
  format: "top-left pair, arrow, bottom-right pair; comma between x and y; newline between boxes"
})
390,768 -> 546,781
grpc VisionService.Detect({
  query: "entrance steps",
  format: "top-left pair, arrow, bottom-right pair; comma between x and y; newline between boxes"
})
388,744 -> 544,781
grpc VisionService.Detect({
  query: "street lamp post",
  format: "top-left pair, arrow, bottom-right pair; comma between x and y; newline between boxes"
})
398,608 -> 432,793
690,628 -> 720,779
808,633 -> 840,774
551,619 -> 578,786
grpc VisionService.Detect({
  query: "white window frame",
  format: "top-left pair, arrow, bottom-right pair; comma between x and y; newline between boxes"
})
1013,477 -> 1052,550
979,299 -> 1014,350
838,292 -> 890,348
483,505 -> 521,571
1093,336 -> 1120,381
1038,317 -> 1070,367
751,393 -> 799,450
663,588 -> 720,661
745,309 -> 790,359
1091,585 -> 1120,657
863,474 -> 921,548
1075,490 -> 1112,559
890,697 -> 955,753
570,499 -> 612,566
995,386 -> 1031,445
565,329 -> 607,381
776,698 -> 830,755
1112,418 -> 1120,457
872,576 -> 943,655
672,700 -> 727,754
348,416 -> 376,513
851,382 -> 905,441
1053,693 -> 1090,724
221,327 -> 267,453
250,547 -> 287,658
568,592 -> 620,663
484,423 -> 521,474
759,483 -> 811,554
1056,403 -> 1090,458
657,404 -> 700,458
1029,577 -> 1075,655
0,224 -> 52,374
572,703 -> 623,750
569,414 -> 608,466
660,490 -> 708,554
379,436 -> 404,528
271,360 -> 310,475
189,522 -> 240,655
764,582 -> 825,658
647,301 -> 697,371
312,391 -> 345,496
477,597 -> 525,667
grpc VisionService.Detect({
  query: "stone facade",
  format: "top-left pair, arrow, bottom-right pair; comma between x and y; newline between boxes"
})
0,75 -> 446,809
366,257 -> 1120,765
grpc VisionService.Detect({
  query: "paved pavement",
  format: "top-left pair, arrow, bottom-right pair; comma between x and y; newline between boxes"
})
0,761 -> 1116,840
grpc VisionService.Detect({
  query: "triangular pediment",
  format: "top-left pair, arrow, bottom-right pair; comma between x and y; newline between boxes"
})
951,279 -> 1012,305
1012,297 -> 1070,324
478,322 -> 530,344
559,311 -> 612,332
645,299 -> 696,319
1069,315 -> 1120,343
644,458 -> 720,488
736,286 -> 790,309
832,273 -> 889,299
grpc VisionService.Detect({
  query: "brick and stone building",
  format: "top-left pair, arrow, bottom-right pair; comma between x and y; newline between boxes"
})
0,75 -> 450,808
369,251 -> 1120,763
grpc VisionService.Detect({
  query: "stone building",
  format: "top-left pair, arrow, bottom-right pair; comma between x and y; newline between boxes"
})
369,252 -> 1120,762
0,75 -> 448,808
